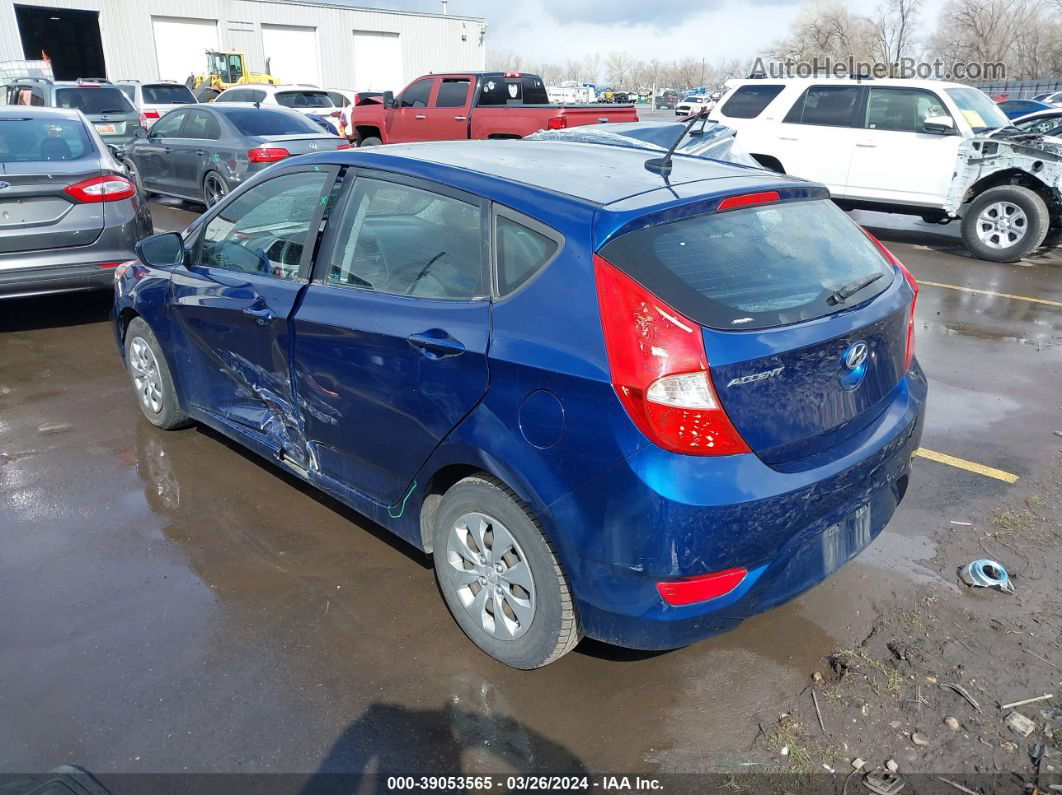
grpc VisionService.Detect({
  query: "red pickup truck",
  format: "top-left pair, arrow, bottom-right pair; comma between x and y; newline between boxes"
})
347,72 -> 639,146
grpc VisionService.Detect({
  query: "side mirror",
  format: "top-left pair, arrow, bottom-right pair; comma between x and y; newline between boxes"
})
136,232 -> 185,269
383,90 -> 396,109
923,115 -> 955,134
133,126 -> 148,139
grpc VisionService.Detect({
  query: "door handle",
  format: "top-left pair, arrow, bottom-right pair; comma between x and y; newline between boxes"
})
453,115 -> 467,121
407,329 -> 465,358
242,305 -> 276,325
415,114 -> 427,120
779,136 -> 799,142
194,149 -> 206,156
160,147 -> 172,154
855,142 -> 877,148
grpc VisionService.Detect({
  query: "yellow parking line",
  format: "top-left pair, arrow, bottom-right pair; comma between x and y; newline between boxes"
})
918,280 -> 1062,308
914,448 -> 1019,483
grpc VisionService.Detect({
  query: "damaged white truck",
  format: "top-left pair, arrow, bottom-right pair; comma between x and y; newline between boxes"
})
711,77 -> 1062,262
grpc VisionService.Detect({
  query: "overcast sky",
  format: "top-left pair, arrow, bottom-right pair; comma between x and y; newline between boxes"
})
349,0 -> 948,65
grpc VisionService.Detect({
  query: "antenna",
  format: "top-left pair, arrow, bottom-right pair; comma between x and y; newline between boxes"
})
644,108 -> 709,177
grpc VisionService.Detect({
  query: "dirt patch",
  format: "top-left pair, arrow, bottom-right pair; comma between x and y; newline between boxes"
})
746,457 -> 1062,791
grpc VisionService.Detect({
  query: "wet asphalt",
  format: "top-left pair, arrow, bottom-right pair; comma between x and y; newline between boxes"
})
1,193 -> 1060,776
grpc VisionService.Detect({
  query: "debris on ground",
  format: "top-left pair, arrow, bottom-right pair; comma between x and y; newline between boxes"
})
1005,711 -> 1037,737
940,681 -> 984,713
1001,693 -> 1053,711
957,558 -> 1015,594
945,716 -> 960,731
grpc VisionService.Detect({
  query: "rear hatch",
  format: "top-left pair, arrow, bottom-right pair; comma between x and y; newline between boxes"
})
0,115 -> 104,258
597,191 -> 916,467
274,90 -> 336,117
140,83 -> 198,126
54,85 -> 142,144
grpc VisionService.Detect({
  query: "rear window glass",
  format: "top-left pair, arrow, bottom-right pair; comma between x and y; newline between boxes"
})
143,84 -> 196,105
0,117 -> 94,162
55,87 -> 134,115
784,85 -> 861,127
478,76 -> 548,106
276,91 -> 332,109
600,199 -> 893,331
719,84 -> 783,118
225,108 -> 319,136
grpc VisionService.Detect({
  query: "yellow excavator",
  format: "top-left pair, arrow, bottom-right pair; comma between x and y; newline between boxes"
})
185,51 -> 278,101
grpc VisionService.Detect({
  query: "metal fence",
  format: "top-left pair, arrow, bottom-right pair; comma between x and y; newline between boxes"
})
975,78 -> 1062,99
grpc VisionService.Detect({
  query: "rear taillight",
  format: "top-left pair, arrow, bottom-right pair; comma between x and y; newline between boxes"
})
594,254 -> 749,456
865,231 -> 918,370
547,117 -> 567,130
64,175 -> 136,203
336,143 -> 352,150
140,111 -> 160,127
247,147 -> 290,163
657,567 -> 748,606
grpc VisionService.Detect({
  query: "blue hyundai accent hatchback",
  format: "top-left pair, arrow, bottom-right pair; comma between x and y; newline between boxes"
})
113,140 -> 926,668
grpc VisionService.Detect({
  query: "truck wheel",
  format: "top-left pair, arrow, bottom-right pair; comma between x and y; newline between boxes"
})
358,136 -> 382,147
432,475 -> 581,669
961,185 -> 1049,263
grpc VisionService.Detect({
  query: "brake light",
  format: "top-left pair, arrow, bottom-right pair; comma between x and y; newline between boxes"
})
657,567 -> 748,606
717,191 -> 781,212
547,117 -> 567,130
330,110 -> 341,118
247,147 -> 290,163
97,262 -> 121,269
594,255 -> 749,456
865,231 -> 918,370
503,72 -> 522,78
64,175 -> 136,203
336,143 -> 352,150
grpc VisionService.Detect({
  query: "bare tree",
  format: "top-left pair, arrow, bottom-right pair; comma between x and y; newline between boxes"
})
872,0 -> 923,71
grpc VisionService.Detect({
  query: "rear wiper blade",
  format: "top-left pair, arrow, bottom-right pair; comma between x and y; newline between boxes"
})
827,272 -> 884,305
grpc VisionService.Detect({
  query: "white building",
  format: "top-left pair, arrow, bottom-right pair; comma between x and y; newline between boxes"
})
0,0 -> 486,91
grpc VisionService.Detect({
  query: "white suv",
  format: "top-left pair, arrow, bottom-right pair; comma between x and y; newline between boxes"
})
710,77 -> 1062,262
213,84 -> 336,118
115,80 -> 197,129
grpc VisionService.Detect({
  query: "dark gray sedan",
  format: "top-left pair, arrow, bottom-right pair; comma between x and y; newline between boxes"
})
0,106 -> 153,299
122,104 -> 350,208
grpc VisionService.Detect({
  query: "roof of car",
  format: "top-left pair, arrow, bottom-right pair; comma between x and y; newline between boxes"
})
724,76 -> 971,91
345,139 -> 797,207
0,105 -> 83,121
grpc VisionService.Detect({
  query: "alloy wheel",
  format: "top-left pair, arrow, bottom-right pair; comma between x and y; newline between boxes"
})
129,337 -> 163,414
204,173 -> 228,207
975,201 -> 1028,249
446,511 -> 536,640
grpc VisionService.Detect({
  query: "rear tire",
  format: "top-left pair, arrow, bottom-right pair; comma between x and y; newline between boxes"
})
358,135 -> 382,147
961,185 -> 1049,262
432,475 -> 580,669
124,318 -> 190,430
123,157 -> 152,198
203,171 -> 229,208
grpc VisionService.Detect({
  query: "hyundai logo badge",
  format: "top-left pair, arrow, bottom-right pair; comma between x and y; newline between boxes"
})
839,341 -> 869,389
0,181 -> 10,190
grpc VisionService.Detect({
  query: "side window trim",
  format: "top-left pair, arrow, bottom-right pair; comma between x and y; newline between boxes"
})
311,168 -> 489,301
189,164 -> 341,282
490,204 -> 565,300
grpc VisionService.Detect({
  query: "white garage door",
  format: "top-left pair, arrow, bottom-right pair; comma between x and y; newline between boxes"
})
262,24 -> 320,86
152,17 -> 219,83
352,31 -> 402,92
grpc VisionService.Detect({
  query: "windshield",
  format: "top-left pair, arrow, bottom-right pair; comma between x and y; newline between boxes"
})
55,87 -> 135,115
945,86 -> 1010,132
0,117 -> 94,162
275,91 -> 333,109
143,84 -> 197,105
226,108 -> 320,136
599,198 -> 893,331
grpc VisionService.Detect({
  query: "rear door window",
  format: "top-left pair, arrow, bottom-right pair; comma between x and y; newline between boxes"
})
719,84 -> 784,118
435,78 -> 471,108
495,212 -> 561,295
599,199 -> 893,331
183,110 -> 221,140
784,85 -> 862,126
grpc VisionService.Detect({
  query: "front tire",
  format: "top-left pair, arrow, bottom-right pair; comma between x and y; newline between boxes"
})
432,475 -> 580,668
961,185 -> 1049,262
124,317 -> 190,430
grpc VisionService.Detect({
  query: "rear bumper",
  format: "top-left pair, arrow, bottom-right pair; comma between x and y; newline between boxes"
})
546,364 -> 928,650
0,260 -> 121,298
